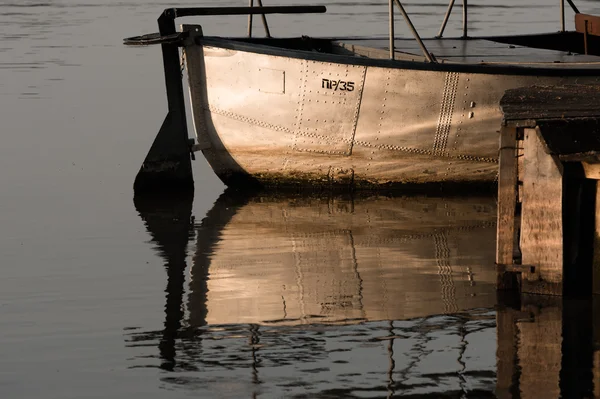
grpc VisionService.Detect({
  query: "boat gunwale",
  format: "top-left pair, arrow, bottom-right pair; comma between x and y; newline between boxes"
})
195,35 -> 600,76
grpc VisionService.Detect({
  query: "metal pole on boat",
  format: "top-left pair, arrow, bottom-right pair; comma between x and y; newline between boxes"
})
133,9 -> 194,195
130,6 -> 328,194
392,0 -> 435,63
560,0 -> 565,32
256,0 -> 272,38
566,0 -> 579,14
462,0 -> 467,38
247,0 -> 254,37
437,0 -> 455,38
389,0 -> 395,59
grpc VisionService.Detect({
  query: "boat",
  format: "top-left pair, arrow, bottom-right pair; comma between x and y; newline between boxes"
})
125,2 -> 600,193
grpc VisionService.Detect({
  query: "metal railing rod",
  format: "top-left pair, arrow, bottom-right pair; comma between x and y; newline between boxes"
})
256,0 -> 272,38
437,0 -> 455,38
566,0 -> 579,14
170,6 -> 327,18
560,0 -> 565,32
462,0 -> 467,38
389,0 -> 395,59
247,0 -> 254,37
392,0 -> 435,63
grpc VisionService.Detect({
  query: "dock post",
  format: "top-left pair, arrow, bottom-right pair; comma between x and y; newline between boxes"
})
497,85 -> 600,296
519,127 -> 565,295
496,126 -> 519,290
134,9 -> 194,195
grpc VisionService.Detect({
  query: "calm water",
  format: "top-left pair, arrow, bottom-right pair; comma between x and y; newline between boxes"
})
2,1 -> 600,398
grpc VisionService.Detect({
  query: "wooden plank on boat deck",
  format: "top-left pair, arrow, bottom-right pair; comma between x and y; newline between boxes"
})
342,38 -> 600,64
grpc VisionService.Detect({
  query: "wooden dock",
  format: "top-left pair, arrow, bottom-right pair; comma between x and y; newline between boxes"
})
497,85 -> 600,296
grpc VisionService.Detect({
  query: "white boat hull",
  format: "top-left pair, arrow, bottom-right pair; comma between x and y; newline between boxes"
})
184,35 -> 600,188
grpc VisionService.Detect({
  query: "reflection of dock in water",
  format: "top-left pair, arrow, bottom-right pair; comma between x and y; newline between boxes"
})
189,192 -> 498,326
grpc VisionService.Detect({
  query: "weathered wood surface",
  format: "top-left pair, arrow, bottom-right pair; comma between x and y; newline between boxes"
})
582,162 -> 600,179
559,151 -> 600,163
575,13 -> 600,36
500,85 -> 600,124
496,126 -> 520,290
520,127 -> 564,296
536,119 -> 600,155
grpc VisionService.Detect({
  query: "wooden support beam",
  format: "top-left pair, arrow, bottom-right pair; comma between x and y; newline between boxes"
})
496,126 -> 520,290
582,162 -> 600,179
520,127 -> 564,295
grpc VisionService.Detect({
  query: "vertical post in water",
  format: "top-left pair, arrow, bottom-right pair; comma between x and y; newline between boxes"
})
496,126 -> 519,291
256,0 -> 272,38
462,0 -> 468,38
389,0 -> 395,60
560,0 -> 565,32
133,9 -> 194,195
248,0 -> 254,37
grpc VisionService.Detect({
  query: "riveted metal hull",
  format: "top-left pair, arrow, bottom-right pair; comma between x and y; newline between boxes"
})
184,37 -> 600,189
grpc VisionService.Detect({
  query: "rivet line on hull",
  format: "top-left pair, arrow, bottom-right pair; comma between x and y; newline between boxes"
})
206,105 -> 498,163
433,72 -> 460,156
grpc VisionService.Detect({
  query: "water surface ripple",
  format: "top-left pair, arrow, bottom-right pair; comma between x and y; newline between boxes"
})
2,1 -> 600,398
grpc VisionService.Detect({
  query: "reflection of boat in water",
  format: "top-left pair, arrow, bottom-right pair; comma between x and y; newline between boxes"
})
128,190 -> 500,397
129,191 -> 600,398
189,191 -> 498,326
